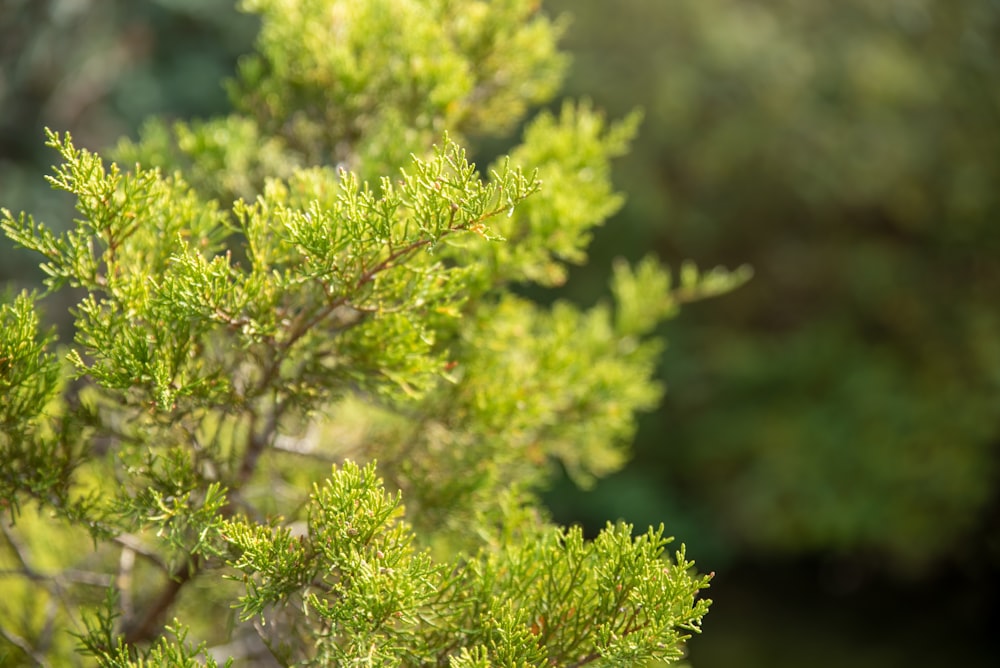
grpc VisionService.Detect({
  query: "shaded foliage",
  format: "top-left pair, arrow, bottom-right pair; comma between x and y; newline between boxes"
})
546,0 -> 1000,575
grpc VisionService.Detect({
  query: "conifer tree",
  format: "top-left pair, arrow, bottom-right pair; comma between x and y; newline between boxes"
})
0,1 -> 747,665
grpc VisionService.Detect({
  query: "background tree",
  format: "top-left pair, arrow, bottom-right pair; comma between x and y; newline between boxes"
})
543,0 -> 1000,665
0,0 -> 742,665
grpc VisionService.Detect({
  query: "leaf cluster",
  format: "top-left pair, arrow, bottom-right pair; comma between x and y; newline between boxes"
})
218,462 -> 712,666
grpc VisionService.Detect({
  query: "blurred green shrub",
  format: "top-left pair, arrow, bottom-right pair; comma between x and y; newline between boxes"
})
546,0 -> 1000,574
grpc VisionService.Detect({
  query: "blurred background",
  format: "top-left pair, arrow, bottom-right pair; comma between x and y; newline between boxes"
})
2,0 -> 999,665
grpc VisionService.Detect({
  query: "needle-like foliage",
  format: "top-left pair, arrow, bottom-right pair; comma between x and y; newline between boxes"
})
0,1 -> 747,665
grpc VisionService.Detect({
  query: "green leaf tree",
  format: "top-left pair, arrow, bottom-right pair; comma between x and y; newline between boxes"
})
0,1 -> 746,665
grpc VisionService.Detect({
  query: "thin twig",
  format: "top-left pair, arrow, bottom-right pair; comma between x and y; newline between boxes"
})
238,400 -> 282,486
0,624 -> 50,668
0,522 -> 37,578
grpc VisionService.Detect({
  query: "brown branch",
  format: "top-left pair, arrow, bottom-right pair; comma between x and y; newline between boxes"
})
238,400 -> 283,487
564,652 -> 602,668
121,556 -> 199,645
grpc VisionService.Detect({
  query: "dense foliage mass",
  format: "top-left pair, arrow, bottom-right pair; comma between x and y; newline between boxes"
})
0,1 -> 746,665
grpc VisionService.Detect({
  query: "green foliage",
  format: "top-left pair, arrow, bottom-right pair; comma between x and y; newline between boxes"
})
479,102 -> 642,287
1,290 -> 99,524
230,0 -> 565,174
218,461 -> 710,666
1,291 -> 59,432
114,0 -> 566,201
0,0 -> 745,664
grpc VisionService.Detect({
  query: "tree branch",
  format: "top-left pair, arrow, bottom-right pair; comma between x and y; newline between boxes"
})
0,624 -> 50,668
121,557 -> 199,645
